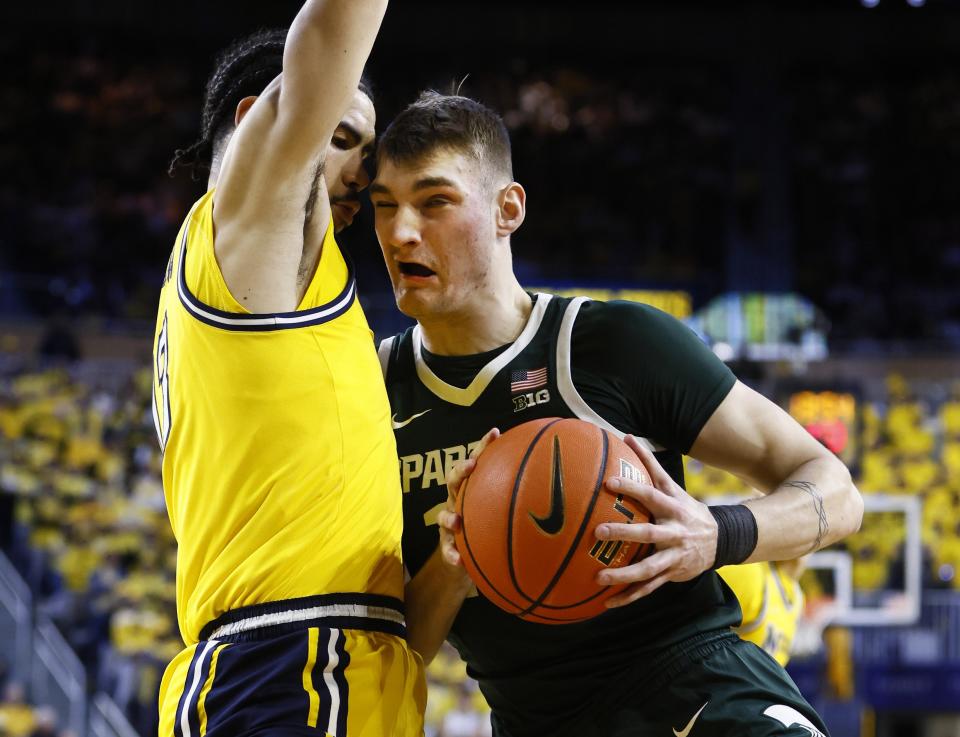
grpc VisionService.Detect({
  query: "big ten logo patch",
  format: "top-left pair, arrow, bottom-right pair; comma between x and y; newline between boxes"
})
513,388 -> 551,413
398,439 -> 484,493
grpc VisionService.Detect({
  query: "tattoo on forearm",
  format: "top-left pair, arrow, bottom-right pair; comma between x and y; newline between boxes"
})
784,480 -> 829,552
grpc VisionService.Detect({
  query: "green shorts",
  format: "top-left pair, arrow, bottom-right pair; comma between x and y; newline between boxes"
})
603,633 -> 828,737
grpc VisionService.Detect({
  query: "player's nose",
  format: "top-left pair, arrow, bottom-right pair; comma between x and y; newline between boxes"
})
387,206 -> 421,248
344,158 -> 370,192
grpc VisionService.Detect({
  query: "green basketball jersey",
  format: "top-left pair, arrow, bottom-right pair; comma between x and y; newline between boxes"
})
381,293 -> 740,737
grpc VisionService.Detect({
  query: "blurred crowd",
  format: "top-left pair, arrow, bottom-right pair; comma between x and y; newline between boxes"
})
0,364 -> 175,736
0,680 -> 75,737
0,360 -> 494,736
2,35 -> 959,344
1,358 -> 959,734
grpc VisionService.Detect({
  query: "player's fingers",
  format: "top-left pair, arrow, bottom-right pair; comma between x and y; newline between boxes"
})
605,476 -> 679,517
437,509 -> 462,533
594,521 -> 675,546
625,437 -> 676,494
604,571 -> 673,608
595,547 -> 678,586
446,458 -> 477,497
469,427 -> 501,459
442,540 -> 464,567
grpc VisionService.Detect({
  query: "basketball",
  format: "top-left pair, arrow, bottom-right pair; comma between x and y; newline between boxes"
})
454,417 -> 653,624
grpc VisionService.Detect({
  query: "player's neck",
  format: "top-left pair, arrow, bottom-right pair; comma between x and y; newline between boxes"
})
419,282 -> 532,357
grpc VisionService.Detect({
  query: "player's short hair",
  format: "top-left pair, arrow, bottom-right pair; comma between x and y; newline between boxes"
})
377,91 -> 513,183
169,29 -> 374,180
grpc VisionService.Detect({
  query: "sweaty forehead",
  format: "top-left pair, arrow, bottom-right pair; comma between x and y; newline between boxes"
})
340,90 -> 377,143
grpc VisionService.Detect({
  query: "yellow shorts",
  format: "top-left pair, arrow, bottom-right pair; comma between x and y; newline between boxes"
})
158,594 -> 425,737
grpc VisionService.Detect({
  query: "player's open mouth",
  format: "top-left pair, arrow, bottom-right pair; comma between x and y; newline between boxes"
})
398,262 -> 436,278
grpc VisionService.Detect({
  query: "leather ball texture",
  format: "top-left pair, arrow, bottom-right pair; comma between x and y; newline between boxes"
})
454,417 -> 653,624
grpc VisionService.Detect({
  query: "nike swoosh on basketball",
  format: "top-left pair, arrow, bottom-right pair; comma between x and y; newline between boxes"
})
673,702 -> 709,737
391,409 -> 432,430
530,435 -> 565,535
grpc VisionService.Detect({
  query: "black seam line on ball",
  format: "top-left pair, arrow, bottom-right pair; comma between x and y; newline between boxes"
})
518,426 -> 609,616
507,418 -> 566,605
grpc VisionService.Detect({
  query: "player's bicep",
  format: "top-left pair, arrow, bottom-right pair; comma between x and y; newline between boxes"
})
689,380 -> 830,493
213,78 -> 303,210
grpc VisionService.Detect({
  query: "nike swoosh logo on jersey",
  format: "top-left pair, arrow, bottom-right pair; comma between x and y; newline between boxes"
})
391,409 -> 432,430
673,701 -> 709,737
530,435 -> 565,535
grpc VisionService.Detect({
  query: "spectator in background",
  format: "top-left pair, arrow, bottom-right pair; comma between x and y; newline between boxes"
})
438,685 -> 488,737
25,706 -> 56,737
0,683 -> 35,737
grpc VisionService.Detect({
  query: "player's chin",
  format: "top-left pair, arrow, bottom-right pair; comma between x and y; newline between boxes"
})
394,285 -> 435,319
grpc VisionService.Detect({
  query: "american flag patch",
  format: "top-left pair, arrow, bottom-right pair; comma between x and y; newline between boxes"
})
510,367 -> 548,392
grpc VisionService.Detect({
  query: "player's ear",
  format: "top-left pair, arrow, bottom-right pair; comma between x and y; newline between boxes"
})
496,182 -> 526,237
234,95 -> 259,126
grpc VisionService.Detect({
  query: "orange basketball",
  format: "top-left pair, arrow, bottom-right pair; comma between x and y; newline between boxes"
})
454,417 -> 653,624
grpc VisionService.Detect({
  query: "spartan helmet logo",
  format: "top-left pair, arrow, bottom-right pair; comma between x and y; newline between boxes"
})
762,705 -> 826,737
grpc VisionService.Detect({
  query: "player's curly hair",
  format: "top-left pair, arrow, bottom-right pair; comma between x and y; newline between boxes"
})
377,90 -> 513,181
170,28 -> 374,180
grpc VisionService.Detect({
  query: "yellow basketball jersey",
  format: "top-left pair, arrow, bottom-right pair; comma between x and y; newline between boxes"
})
153,190 -> 404,645
718,562 -> 803,666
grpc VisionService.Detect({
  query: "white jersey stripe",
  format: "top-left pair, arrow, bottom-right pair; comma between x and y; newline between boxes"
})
378,336 -> 396,380
412,293 -> 554,406
555,297 -> 661,452
324,629 -> 342,736
180,640 -> 218,737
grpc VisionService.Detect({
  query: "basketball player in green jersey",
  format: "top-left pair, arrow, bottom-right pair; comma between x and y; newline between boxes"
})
370,92 -> 863,737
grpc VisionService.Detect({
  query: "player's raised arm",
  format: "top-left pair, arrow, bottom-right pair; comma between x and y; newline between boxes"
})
212,0 -> 388,312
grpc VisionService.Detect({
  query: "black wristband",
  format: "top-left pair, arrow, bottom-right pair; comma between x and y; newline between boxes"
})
709,504 -> 758,568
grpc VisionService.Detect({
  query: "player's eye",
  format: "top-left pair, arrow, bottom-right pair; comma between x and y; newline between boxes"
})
373,200 -> 397,210
425,197 -> 450,208
332,137 -> 350,150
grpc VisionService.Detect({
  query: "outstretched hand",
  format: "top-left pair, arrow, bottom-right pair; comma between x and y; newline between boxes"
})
595,435 -> 719,607
437,427 -> 501,569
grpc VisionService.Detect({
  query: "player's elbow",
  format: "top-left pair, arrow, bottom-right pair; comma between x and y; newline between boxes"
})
832,464 -> 864,542
845,481 -> 865,537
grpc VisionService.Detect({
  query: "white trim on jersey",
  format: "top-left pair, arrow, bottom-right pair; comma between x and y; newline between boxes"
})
411,293 -> 554,406
323,629 -> 343,736
207,603 -> 406,640
378,336 -> 396,379
555,297 -> 662,452
180,640 -> 218,737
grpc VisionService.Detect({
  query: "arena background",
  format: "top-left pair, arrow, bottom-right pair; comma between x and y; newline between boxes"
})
1,1 -> 960,735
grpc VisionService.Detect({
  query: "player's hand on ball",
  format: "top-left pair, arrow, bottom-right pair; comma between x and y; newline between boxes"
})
594,435 -> 718,607
438,427 -> 501,568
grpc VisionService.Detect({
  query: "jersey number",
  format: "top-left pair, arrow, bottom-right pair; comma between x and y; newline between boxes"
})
153,313 -> 171,451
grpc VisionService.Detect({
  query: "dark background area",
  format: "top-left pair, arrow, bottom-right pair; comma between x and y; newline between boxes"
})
2,0 -> 960,347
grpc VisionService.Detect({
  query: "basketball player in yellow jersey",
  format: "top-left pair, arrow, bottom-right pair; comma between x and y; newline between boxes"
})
719,559 -> 806,666
152,4 -> 424,736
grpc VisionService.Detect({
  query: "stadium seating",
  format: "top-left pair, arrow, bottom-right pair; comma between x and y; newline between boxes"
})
2,363 -> 960,731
